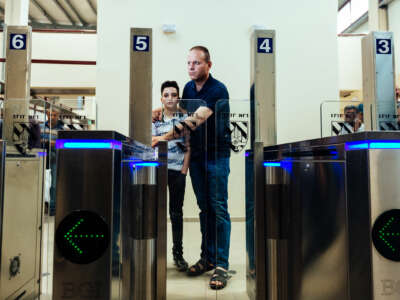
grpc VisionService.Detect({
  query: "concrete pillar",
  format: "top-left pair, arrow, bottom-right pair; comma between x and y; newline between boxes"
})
369,0 -> 388,31
5,0 -> 29,26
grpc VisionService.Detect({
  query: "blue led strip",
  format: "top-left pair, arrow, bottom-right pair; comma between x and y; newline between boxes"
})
264,162 -> 281,167
56,139 -> 122,150
345,140 -> 400,151
130,161 -> 159,167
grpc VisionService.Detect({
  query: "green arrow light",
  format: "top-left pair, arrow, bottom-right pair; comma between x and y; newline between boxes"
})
378,217 -> 399,252
62,218 -> 105,255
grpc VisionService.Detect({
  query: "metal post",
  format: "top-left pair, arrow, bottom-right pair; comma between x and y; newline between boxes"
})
156,141 -> 167,300
251,29 -> 277,300
251,30 -> 276,147
254,141 -> 266,300
362,32 -> 397,131
127,164 -> 158,300
129,28 -> 152,144
3,25 -> 32,149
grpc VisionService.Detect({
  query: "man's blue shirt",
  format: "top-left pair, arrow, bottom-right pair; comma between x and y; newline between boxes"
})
181,74 -> 231,160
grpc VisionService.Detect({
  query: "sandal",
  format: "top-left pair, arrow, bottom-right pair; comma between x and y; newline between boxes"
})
209,267 -> 229,290
173,254 -> 189,272
187,258 -> 214,277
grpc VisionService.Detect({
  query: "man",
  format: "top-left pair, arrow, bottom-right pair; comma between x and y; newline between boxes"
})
339,105 -> 363,135
41,109 -> 64,216
152,46 -> 231,289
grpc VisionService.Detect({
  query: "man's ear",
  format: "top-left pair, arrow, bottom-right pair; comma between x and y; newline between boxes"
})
208,61 -> 212,68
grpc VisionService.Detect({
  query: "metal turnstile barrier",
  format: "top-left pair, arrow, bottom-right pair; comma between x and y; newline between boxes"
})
0,143 -> 44,300
257,132 -> 400,300
122,161 -> 157,299
52,130 -> 167,300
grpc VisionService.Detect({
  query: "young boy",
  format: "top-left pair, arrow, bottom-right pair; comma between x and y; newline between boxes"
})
152,81 -> 190,271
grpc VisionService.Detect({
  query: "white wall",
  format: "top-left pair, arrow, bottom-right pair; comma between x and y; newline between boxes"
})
97,0 -> 338,142
97,0 -> 339,218
389,0 -> 400,85
0,31 -> 97,87
338,36 -> 364,91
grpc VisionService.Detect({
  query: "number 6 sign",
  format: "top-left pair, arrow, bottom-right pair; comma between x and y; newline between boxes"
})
9,34 -> 27,50
133,35 -> 149,52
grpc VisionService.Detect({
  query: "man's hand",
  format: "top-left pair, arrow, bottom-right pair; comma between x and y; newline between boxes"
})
152,135 -> 166,148
354,118 -> 362,131
152,107 -> 162,122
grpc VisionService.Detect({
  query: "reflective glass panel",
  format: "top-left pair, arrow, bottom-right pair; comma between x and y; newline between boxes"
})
214,99 -> 251,299
320,100 -> 363,137
40,97 -> 97,299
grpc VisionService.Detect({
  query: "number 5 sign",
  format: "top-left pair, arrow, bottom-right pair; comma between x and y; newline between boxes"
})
257,38 -> 273,53
133,35 -> 149,52
9,34 -> 27,50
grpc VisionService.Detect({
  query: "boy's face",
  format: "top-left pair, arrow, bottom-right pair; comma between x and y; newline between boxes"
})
161,87 -> 179,110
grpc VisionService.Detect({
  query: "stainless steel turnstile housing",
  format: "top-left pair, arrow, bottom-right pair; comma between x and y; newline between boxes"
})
53,131 -> 125,299
261,132 -> 400,300
53,131 -> 167,300
0,142 -> 44,300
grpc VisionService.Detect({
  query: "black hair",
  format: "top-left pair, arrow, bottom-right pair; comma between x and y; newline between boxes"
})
344,105 -> 358,113
161,81 -> 180,96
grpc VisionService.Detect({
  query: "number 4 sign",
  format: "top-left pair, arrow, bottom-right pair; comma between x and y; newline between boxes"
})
133,35 -> 149,52
257,38 -> 273,54
10,34 -> 27,50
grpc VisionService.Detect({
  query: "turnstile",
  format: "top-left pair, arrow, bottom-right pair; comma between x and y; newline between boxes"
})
0,143 -> 44,300
258,132 -> 400,300
52,130 -> 167,300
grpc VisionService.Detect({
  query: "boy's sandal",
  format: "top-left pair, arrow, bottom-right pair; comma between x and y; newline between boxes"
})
187,258 -> 214,277
209,268 -> 230,290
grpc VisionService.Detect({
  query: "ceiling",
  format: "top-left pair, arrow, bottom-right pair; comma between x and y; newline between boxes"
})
0,1 -> 361,30
0,0 -> 97,30
338,0 -> 349,10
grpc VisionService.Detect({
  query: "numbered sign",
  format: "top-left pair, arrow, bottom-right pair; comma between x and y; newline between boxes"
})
133,35 -> 150,52
257,37 -> 273,54
376,39 -> 392,55
9,34 -> 27,50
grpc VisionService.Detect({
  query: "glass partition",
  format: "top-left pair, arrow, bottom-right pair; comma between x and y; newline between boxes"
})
38,97 -> 96,299
214,99 -> 251,299
375,100 -> 399,131
155,99 -> 210,299
320,100 -> 362,137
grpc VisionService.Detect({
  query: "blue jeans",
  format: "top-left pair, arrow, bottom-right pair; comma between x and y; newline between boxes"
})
189,156 -> 231,269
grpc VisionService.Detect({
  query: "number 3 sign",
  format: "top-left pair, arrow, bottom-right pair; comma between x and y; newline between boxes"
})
257,38 -> 273,54
376,39 -> 391,55
9,34 -> 27,50
133,35 -> 149,52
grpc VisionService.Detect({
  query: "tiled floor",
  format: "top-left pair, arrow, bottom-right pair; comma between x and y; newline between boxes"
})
166,221 -> 249,300
40,218 -> 249,300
